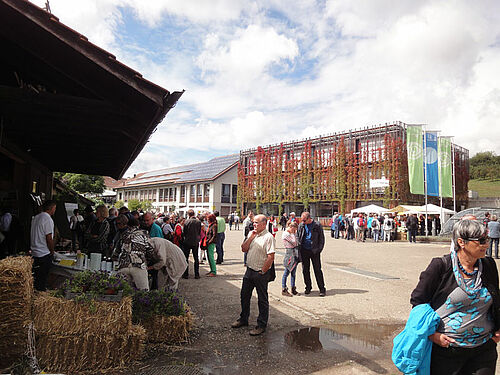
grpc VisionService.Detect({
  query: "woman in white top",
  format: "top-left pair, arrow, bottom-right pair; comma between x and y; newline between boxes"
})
282,221 -> 299,297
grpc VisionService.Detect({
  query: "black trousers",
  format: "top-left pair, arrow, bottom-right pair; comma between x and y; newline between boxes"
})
182,244 -> 199,277
408,228 -> 417,243
33,254 -> 52,291
431,340 -> 497,375
239,268 -> 269,328
300,249 -> 325,292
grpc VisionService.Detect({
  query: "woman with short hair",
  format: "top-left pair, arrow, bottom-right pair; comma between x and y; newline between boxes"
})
282,221 -> 299,297
410,220 -> 500,374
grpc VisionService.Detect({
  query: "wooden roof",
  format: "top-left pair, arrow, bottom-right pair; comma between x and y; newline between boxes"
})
0,0 -> 183,179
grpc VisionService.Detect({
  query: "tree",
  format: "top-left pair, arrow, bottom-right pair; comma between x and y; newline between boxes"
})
55,173 -> 106,194
127,199 -> 153,212
115,200 -> 125,209
128,199 -> 141,211
470,151 -> 500,181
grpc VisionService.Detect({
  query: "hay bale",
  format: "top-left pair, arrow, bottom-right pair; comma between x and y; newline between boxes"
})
37,324 -> 146,374
140,311 -> 193,343
33,293 -> 132,336
0,256 -> 33,368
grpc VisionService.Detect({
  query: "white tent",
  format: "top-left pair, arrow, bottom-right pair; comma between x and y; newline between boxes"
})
419,204 -> 455,215
350,204 -> 390,215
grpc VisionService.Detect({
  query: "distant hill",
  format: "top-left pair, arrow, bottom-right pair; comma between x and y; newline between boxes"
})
468,179 -> 500,197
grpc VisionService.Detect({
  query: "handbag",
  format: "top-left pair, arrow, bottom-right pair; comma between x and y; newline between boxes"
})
200,236 -> 208,250
267,262 -> 276,282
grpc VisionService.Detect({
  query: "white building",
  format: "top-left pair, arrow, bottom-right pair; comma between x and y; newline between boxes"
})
115,154 -> 239,217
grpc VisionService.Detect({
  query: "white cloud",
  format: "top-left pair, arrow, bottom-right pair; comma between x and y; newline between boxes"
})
123,0 -> 245,26
28,0 -> 500,176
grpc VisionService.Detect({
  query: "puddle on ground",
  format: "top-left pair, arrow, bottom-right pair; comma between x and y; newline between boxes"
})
267,322 -> 403,357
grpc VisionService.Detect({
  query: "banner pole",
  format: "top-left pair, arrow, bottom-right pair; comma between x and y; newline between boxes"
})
452,140 -> 456,213
424,128 -> 428,236
438,136 -> 443,234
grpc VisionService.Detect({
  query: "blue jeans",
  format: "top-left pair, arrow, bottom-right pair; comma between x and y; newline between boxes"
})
282,266 -> 297,289
373,229 -> 380,242
488,238 -> 499,258
216,232 -> 225,263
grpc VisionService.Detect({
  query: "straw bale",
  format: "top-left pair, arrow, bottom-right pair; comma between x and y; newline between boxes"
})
140,311 -> 193,343
37,324 -> 146,374
0,256 -> 33,368
33,293 -> 132,336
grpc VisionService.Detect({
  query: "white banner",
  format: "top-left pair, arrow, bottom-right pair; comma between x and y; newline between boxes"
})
369,178 -> 390,189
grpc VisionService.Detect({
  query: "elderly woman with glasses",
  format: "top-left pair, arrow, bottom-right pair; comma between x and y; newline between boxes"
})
410,220 -> 500,374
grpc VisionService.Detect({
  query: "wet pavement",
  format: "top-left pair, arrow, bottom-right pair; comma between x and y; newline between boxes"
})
123,230 -> 500,374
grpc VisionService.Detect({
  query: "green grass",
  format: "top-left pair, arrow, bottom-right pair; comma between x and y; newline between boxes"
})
468,179 -> 500,197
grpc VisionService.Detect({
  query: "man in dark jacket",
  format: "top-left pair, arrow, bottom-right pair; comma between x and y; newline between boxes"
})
297,212 -> 326,296
182,209 -> 202,279
406,213 -> 419,243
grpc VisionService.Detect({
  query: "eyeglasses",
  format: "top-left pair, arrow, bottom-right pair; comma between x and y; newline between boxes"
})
467,237 -> 490,244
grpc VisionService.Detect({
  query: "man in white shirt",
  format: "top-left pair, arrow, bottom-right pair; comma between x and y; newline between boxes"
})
31,200 -> 56,291
69,208 -> 84,251
231,214 -> 275,336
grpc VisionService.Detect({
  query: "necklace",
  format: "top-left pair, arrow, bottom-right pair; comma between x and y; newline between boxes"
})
457,257 -> 477,277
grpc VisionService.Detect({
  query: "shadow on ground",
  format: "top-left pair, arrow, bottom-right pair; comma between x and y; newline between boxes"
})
120,253 -> 402,375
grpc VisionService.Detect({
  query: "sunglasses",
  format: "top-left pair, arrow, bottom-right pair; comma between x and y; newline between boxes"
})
466,237 -> 490,244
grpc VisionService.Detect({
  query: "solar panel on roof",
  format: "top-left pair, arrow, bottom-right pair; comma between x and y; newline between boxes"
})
125,154 -> 239,186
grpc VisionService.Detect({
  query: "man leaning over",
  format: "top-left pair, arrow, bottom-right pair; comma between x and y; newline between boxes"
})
232,214 -> 275,336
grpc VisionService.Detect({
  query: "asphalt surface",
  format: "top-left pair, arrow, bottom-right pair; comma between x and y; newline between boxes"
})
127,228 -> 500,375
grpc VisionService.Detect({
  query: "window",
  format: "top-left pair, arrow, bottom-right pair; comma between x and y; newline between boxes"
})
180,186 -> 186,202
231,184 -> 238,204
196,184 -> 202,202
173,187 -> 177,201
152,189 -> 157,202
203,184 -> 210,202
119,192 -> 122,201
221,184 -> 231,203
190,185 -> 196,202
159,189 -> 164,202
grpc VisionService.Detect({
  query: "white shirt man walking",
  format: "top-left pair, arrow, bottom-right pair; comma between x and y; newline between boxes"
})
232,214 -> 275,336
31,200 -> 56,291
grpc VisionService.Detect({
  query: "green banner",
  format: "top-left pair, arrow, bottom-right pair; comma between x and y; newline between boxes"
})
406,126 -> 424,195
438,137 -> 453,198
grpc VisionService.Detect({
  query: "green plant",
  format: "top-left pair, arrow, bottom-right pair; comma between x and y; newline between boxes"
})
54,271 -> 134,306
128,198 -> 141,211
115,200 -> 125,209
132,289 -> 189,322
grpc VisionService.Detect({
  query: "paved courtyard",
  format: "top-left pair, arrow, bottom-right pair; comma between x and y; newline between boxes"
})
129,228 -> 500,375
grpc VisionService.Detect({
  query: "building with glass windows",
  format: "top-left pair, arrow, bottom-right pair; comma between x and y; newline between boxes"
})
238,122 -> 469,217
114,154 -> 239,217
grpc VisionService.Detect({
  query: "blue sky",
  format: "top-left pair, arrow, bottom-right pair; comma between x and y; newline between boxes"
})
32,0 -> 500,177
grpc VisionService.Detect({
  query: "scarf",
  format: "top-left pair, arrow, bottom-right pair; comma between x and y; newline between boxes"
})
450,249 -> 483,296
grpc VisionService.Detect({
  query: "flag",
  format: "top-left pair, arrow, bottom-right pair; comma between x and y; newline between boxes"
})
406,126 -> 424,195
425,131 -> 439,197
438,137 -> 453,198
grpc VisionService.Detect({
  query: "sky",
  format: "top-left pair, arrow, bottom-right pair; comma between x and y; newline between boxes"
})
32,0 -> 500,177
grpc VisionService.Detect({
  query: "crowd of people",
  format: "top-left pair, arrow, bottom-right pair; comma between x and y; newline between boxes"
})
325,212 -> 442,243
23,200 -> 500,347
